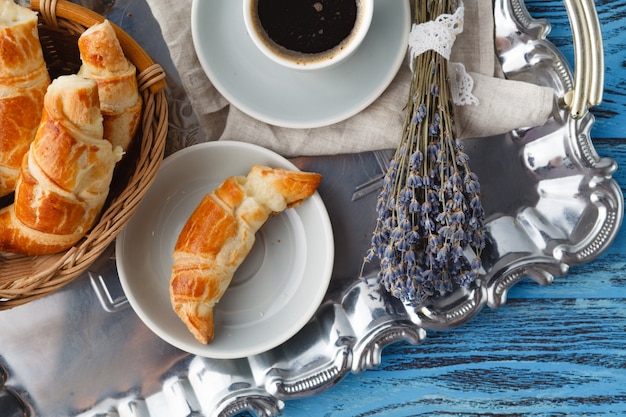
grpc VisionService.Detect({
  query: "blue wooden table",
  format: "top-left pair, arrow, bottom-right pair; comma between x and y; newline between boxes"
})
275,1 -> 626,415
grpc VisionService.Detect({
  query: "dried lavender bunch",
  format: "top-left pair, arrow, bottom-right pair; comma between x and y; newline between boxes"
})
362,0 -> 486,306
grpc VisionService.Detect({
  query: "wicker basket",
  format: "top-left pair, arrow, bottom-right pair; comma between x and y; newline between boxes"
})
0,0 -> 168,309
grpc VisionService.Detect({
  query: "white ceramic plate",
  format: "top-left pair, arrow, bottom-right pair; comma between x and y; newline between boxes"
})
116,141 -> 334,359
190,0 -> 410,128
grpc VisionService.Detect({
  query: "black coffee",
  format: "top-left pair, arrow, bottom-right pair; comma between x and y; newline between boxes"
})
256,0 -> 358,54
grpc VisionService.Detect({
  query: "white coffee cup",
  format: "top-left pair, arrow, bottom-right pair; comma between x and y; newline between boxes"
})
243,0 -> 374,70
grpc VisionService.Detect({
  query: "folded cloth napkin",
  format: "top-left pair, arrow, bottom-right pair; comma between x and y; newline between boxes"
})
145,0 -> 555,157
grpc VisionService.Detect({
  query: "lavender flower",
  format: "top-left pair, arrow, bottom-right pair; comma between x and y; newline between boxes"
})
361,0 -> 486,306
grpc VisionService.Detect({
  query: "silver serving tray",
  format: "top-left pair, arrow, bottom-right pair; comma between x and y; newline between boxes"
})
0,0 -> 622,416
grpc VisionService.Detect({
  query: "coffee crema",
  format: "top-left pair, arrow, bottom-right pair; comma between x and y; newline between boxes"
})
255,0 -> 359,55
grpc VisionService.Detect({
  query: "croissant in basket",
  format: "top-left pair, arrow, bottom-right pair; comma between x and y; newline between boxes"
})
0,75 -> 123,256
170,165 -> 322,344
78,19 -> 142,153
0,0 -> 51,198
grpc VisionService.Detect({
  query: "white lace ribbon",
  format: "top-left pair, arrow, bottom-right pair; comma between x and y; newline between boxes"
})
408,1 -> 479,106
449,62 -> 479,106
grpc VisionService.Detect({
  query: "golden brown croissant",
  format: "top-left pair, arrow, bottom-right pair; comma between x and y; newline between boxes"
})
0,75 -> 123,256
170,165 -> 323,344
78,19 -> 141,153
0,0 -> 51,197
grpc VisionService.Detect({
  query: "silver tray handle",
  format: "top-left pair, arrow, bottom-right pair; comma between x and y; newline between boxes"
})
562,0 -> 604,118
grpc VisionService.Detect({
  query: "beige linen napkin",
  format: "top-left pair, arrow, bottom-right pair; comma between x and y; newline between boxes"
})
145,0 -> 555,157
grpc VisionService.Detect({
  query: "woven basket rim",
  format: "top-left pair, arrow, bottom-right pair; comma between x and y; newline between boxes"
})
0,0 -> 168,309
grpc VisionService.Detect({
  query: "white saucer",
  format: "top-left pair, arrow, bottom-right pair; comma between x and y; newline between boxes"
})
116,141 -> 334,359
191,0 -> 410,128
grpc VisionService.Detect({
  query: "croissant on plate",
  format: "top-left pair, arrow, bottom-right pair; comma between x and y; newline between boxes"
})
170,165 -> 322,344
0,75 -> 123,256
78,19 -> 142,153
0,0 -> 51,198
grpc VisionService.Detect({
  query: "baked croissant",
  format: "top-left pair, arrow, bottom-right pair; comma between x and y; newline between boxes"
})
0,0 -> 51,197
0,75 -> 123,256
78,19 -> 141,153
170,165 -> 322,344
